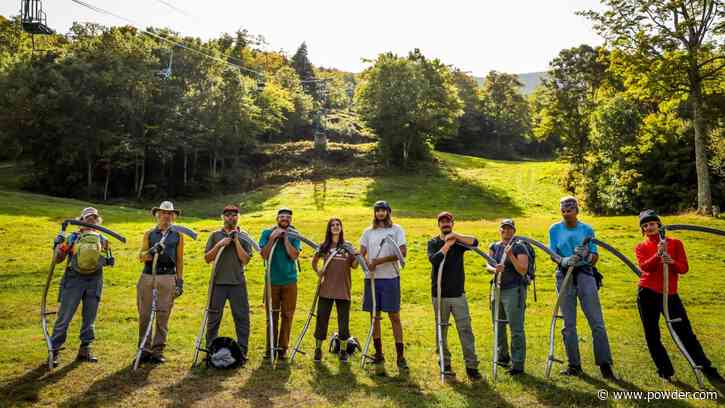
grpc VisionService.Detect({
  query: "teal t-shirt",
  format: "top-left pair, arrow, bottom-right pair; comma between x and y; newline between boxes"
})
259,228 -> 302,285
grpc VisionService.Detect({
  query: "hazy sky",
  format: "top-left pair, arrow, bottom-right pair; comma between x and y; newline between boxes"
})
4,0 -> 605,76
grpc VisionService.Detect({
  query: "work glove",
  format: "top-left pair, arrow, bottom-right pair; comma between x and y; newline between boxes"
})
148,242 -> 165,256
53,233 -> 65,248
175,278 -> 184,298
561,254 -> 581,268
574,244 -> 588,257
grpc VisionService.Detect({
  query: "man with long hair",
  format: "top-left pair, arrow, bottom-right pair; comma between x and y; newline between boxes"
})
311,218 -> 359,363
359,201 -> 408,371
259,208 -> 302,361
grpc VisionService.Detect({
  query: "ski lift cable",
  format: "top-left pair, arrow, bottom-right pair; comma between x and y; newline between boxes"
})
152,0 -> 194,18
70,0 -> 331,84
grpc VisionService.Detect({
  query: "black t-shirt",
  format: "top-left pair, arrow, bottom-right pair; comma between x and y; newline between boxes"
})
490,241 -> 528,289
427,236 -> 478,298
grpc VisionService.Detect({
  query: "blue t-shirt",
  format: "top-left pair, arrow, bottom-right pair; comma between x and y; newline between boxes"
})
548,221 -> 597,273
259,228 -> 302,285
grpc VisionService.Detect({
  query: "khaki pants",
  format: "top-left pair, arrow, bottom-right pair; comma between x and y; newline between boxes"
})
265,282 -> 297,354
432,293 -> 479,369
137,273 -> 176,354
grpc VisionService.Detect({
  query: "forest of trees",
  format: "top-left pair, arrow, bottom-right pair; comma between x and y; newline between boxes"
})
1,0 -> 723,215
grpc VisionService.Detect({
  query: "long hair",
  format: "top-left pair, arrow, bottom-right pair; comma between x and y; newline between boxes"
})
319,218 -> 345,255
371,211 -> 393,229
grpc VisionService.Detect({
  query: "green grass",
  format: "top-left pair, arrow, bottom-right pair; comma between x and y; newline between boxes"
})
1,152 -> 724,407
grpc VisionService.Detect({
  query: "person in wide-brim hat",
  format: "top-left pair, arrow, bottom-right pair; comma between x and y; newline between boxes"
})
151,201 -> 181,216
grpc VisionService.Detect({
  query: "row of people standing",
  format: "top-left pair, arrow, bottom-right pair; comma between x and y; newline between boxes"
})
46,198 -> 723,386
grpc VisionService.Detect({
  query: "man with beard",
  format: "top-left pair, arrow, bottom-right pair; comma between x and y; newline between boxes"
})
259,208 -> 302,361
427,211 -> 482,380
359,201 -> 408,370
203,205 -> 253,362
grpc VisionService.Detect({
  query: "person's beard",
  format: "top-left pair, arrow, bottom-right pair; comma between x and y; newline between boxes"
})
277,220 -> 289,229
441,226 -> 452,235
224,220 -> 237,229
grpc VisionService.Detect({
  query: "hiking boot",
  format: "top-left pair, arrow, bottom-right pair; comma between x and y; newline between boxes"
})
51,350 -> 60,368
466,368 -> 483,381
560,365 -> 583,376
397,357 -> 409,371
373,352 -> 385,365
443,365 -> 456,377
138,351 -> 152,364
314,348 -> 322,362
263,350 -> 272,360
508,368 -> 524,376
703,367 -> 725,384
149,354 -> 166,364
276,349 -> 287,362
339,350 -> 349,364
496,357 -> 511,368
77,345 -> 98,363
600,363 -> 616,380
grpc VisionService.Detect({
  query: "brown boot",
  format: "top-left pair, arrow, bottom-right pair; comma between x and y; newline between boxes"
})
77,344 -> 98,363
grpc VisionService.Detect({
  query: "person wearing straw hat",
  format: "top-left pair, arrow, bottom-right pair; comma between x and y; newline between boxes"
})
137,201 -> 185,364
203,205 -> 253,361
49,207 -> 114,366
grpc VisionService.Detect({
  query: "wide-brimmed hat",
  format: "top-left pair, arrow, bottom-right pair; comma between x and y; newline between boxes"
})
151,201 -> 181,216
77,207 -> 100,221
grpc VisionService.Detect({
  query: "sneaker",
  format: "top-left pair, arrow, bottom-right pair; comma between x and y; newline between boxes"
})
703,367 -> 725,384
600,363 -> 616,380
314,348 -> 322,362
77,345 -> 98,363
507,368 -> 524,376
149,354 -> 166,364
560,365 -> 583,376
466,368 -> 483,381
339,350 -> 349,364
443,365 -> 456,377
397,357 -> 409,370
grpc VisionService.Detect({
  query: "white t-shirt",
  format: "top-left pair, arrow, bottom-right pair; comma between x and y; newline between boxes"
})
359,224 -> 406,279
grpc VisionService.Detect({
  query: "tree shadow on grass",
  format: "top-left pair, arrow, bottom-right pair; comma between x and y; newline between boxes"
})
160,365 -> 239,408
1,362 -> 80,406
363,165 -> 522,221
56,364 -> 152,407
235,362 -> 293,408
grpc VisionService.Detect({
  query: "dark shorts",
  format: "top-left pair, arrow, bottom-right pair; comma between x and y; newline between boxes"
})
362,277 -> 400,313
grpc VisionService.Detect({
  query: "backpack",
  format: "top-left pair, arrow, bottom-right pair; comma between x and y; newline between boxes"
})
70,232 -> 104,274
491,240 -> 536,285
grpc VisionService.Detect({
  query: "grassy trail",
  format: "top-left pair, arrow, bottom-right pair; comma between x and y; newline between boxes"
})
1,152 -> 723,407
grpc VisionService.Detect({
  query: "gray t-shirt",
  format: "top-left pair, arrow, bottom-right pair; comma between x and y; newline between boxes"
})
205,229 -> 253,285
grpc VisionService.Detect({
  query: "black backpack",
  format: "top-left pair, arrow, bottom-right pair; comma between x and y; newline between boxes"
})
490,240 -> 536,285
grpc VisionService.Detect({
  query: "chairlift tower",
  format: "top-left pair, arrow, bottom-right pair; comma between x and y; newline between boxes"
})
20,0 -> 53,34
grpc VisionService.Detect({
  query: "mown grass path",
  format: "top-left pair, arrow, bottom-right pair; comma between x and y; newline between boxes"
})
1,152 -> 723,407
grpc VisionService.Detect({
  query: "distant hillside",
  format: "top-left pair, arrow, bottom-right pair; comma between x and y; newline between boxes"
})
474,71 -> 548,95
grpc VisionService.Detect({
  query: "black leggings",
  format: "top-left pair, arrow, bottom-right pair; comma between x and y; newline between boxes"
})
637,287 -> 711,377
314,297 -> 350,341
